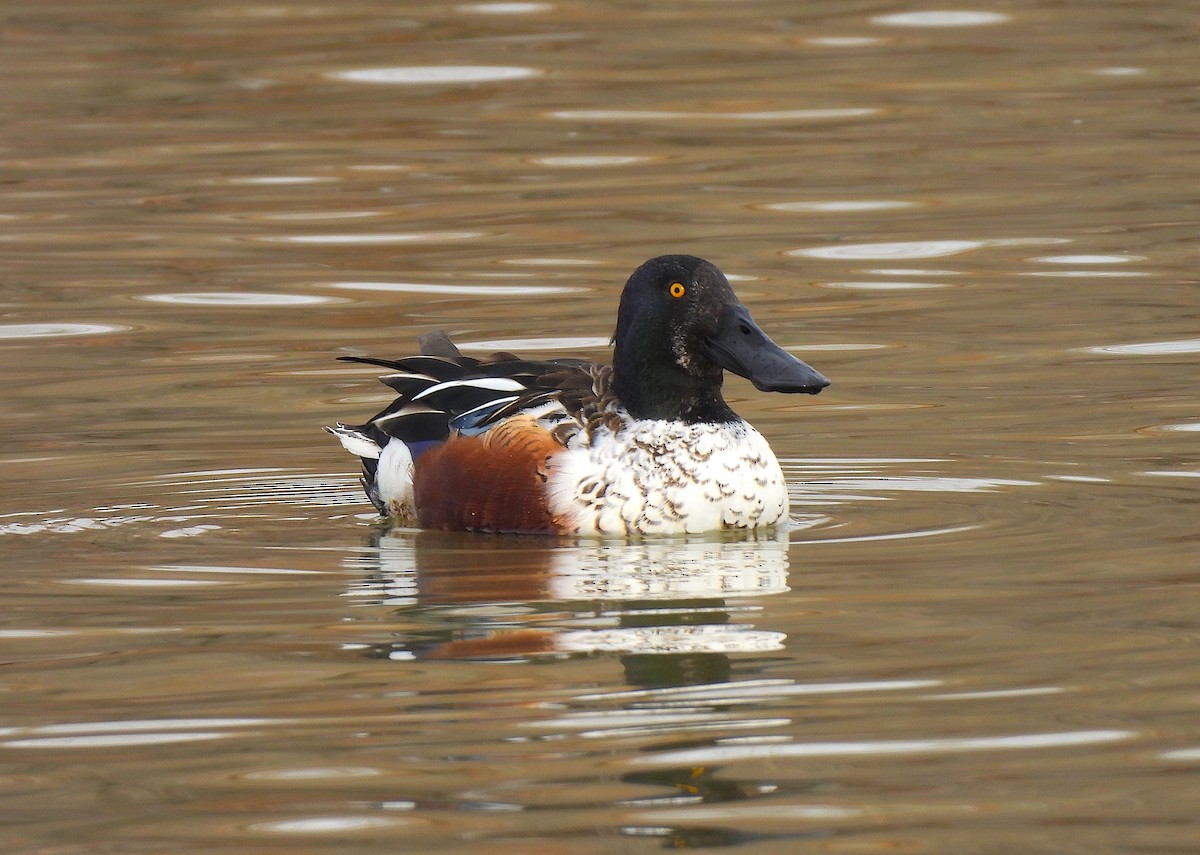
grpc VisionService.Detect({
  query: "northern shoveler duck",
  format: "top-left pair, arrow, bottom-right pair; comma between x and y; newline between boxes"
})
328,255 -> 829,535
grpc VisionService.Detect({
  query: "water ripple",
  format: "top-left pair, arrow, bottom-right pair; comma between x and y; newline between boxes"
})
872,11 -> 1012,27
457,2 -> 553,12
577,679 -> 941,704
330,281 -> 582,297
251,817 -> 406,833
0,470 -> 365,538
140,293 -> 339,307
265,231 -> 483,245
1150,422 -> 1200,433
5,732 -> 232,749
0,322 -> 130,339
1024,270 -> 1151,278
1086,339 -> 1200,356
1030,254 -> 1144,264
1162,747 -> 1200,761
865,268 -> 959,276
792,240 -> 984,260
2,717 -> 279,749
533,155 -> 653,167
807,36 -> 886,47
551,108 -> 878,122
763,200 -> 916,213
800,523 -> 982,545
330,66 -> 541,84
635,729 -> 1133,765
243,766 -> 382,780
225,175 -> 335,185
1092,66 -> 1146,76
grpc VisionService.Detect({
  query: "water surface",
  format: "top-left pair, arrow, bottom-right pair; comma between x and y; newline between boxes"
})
3,2 -> 1199,852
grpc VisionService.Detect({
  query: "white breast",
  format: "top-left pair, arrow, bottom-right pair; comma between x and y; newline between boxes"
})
546,419 -> 789,535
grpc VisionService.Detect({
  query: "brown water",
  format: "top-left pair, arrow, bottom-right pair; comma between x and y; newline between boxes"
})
3,2 -> 1199,852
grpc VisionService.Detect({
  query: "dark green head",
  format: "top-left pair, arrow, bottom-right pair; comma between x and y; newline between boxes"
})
611,255 -> 830,423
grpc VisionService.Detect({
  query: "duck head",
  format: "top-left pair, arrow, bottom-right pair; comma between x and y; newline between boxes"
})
612,255 -> 830,422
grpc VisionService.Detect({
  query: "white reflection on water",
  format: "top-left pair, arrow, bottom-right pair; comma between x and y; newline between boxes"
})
4,732 -> 232,748
65,577 -> 227,588
1086,339 -> 1200,356
330,66 -> 541,84
925,686 -> 1064,700
1030,254 -> 1144,264
243,766 -> 382,780
350,530 -> 792,659
548,538 -> 789,601
865,268 -> 959,275
1,470 -> 365,538
802,524 -> 980,545
250,210 -> 385,222
807,36 -> 885,47
224,175 -> 335,185
251,817 -> 405,833
154,564 -> 321,576
533,155 -> 651,167
363,530 -> 791,607
458,2 -> 553,12
266,231 -> 483,244
784,460 -> 1041,544
536,715 -> 790,741
1162,747 -> 1200,761
556,626 -> 786,655
524,710 -> 745,731
329,281 -> 582,296
160,524 -> 223,538
634,729 -> 1134,765
763,200 -> 915,212
872,11 -> 1012,27
792,240 -> 985,260
576,679 -> 941,704
1024,270 -> 1151,278
139,292 -> 338,307
793,342 -> 888,351
1092,66 -> 1146,76
800,474 -> 1041,493
796,237 -> 1073,261
2,717 -> 280,749
551,108 -> 879,121
0,322 -> 130,339
638,804 -> 862,822
529,679 -> 946,741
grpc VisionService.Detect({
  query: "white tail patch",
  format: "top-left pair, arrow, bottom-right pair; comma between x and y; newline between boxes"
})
326,424 -> 382,460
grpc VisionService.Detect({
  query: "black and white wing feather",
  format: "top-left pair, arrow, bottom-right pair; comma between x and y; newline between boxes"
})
325,331 -> 605,483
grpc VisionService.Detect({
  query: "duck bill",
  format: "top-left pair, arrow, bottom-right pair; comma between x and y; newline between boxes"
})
705,304 -> 830,394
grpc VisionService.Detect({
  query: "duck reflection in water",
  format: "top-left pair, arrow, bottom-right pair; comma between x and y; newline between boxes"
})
345,528 -> 817,848
346,526 -> 790,681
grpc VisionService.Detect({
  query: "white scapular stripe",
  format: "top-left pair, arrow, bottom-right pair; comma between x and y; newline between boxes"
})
412,377 -> 526,400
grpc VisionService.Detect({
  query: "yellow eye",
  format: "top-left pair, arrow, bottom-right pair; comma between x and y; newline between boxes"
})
669,282 -> 686,298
